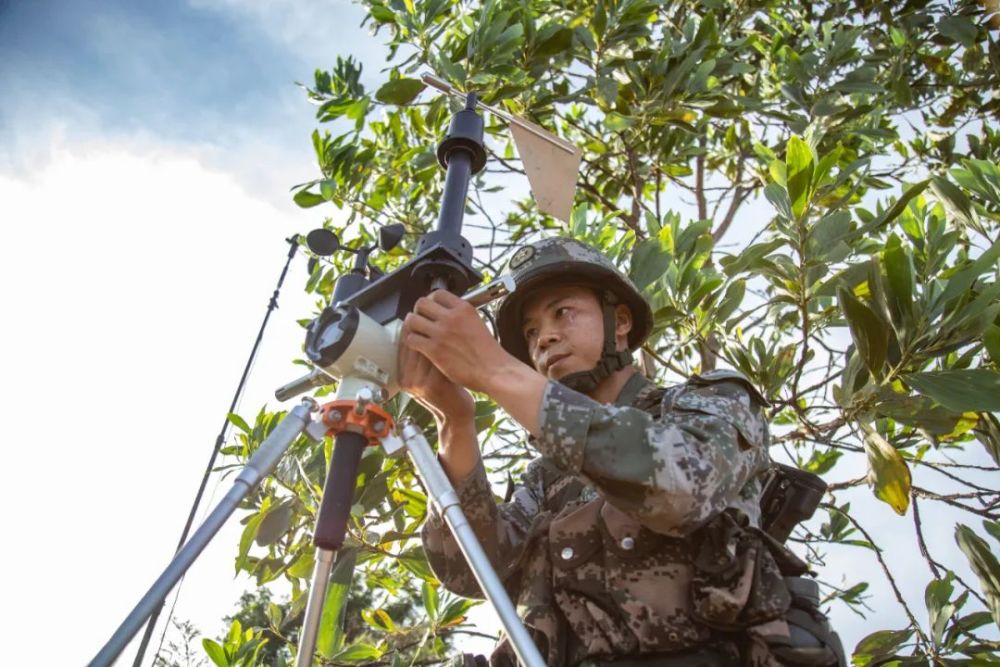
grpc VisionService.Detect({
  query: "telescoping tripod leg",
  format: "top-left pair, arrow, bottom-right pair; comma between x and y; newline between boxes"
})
295,386 -> 392,667
398,423 -> 546,667
295,429 -> 368,667
88,400 -> 317,667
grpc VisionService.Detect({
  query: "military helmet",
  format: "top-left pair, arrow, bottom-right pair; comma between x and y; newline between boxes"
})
495,237 -> 654,371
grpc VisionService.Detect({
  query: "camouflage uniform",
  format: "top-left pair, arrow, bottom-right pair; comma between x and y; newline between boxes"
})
421,369 -> 792,666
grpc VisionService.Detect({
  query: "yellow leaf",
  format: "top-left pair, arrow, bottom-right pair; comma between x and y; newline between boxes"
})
375,608 -> 397,632
439,615 -> 467,628
861,424 -> 911,515
943,412 -> 979,441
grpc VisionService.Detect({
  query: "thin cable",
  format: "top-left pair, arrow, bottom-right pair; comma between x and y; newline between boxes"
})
133,236 -> 301,667
150,347 -> 262,663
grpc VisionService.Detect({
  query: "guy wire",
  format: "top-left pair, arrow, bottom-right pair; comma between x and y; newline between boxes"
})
133,235 -> 301,667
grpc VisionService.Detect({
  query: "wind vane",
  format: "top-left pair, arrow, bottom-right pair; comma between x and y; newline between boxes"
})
422,74 -> 583,223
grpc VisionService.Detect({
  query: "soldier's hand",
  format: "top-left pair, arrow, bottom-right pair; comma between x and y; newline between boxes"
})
403,289 -> 509,394
398,320 -> 475,425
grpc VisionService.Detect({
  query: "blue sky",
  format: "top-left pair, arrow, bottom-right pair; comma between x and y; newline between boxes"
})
0,0 -> 382,199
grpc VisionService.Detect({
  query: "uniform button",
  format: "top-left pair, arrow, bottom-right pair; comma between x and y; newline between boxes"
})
560,547 -> 575,560
668,632 -> 679,642
620,536 -> 635,550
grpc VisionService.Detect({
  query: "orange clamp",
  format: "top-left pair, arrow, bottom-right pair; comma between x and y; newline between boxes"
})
318,399 -> 394,447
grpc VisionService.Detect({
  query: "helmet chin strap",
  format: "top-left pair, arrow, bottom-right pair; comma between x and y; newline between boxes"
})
557,291 -> 632,393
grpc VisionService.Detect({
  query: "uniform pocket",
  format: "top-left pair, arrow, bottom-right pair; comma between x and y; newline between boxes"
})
600,502 -> 708,652
549,498 -> 631,656
549,500 -> 606,616
690,510 -> 791,630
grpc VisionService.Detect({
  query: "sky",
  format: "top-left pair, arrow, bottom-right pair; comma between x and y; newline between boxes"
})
0,1 -> 995,666
0,1 -> 391,664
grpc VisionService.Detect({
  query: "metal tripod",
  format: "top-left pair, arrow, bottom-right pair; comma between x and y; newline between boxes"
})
90,88 -> 546,667
294,382 -> 544,667
88,385 -> 544,667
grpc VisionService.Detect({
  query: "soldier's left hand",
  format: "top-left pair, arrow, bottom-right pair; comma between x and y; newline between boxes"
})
402,289 -> 508,393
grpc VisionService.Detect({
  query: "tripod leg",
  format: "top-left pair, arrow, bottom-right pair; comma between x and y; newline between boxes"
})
296,429 -> 368,665
296,548 -> 336,667
89,401 -> 315,667
400,423 -> 546,667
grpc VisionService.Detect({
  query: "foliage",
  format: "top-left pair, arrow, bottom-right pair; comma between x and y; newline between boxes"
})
219,584 -> 425,666
225,0 -> 1000,664
155,619 -> 209,667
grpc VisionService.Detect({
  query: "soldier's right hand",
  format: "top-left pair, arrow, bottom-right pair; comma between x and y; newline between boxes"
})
398,321 -> 476,426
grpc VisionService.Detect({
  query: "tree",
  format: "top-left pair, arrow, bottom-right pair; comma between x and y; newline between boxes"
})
219,583 -> 426,665
155,619 -> 209,667
225,0 -> 1000,664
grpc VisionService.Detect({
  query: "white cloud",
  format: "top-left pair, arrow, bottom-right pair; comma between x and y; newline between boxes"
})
0,136 -> 320,665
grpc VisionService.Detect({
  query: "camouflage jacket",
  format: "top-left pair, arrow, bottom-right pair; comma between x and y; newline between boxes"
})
421,370 -> 791,666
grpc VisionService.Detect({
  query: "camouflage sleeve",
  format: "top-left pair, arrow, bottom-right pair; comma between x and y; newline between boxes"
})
536,376 -> 771,536
420,456 -> 545,598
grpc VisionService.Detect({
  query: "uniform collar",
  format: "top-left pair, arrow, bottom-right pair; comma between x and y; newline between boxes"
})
613,370 -> 653,407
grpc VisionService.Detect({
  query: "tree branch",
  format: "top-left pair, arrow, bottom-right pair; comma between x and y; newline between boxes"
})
695,134 -> 707,221
834,507 -> 932,648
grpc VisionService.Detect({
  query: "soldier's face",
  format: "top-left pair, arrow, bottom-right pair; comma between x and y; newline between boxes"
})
521,285 -> 631,380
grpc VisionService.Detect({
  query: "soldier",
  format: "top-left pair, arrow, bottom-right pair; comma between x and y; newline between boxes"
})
399,237 -> 840,667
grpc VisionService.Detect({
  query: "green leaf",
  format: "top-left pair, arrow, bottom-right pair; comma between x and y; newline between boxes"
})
720,239 -> 784,277
227,413 -> 251,435
266,602 -> 283,630
361,607 -> 397,632
985,520 -> 1000,545
329,642 -> 382,662
255,503 -> 294,547
882,234 -> 914,330
861,424 -> 911,516
976,414 -> 1000,466
316,548 -> 358,658
785,135 -> 814,219
808,211 -> 852,252
932,175 -> 980,232
422,580 -> 439,621
925,573 -> 956,647
604,112 -> 634,131
374,608 -> 397,632
838,286 -> 889,377
851,179 -> 928,241
903,369 -> 1000,413
293,188 -> 325,208
397,545 -> 434,580
715,279 -> 746,323
803,448 -> 842,475
236,511 -> 265,573
629,235 -> 672,291
534,26 -> 573,58
937,16 -> 979,48
955,524 -> 1000,627
320,179 -> 335,201
374,78 -> 425,105
439,597 -> 478,626
852,628 -> 914,666
288,549 -> 315,579
595,76 -> 617,107
984,325 -> 1000,365
764,183 -> 794,221
874,388 -> 966,435
202,639 -> 229,667
225,619 -> 241,646
936,237 -> 1000,310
